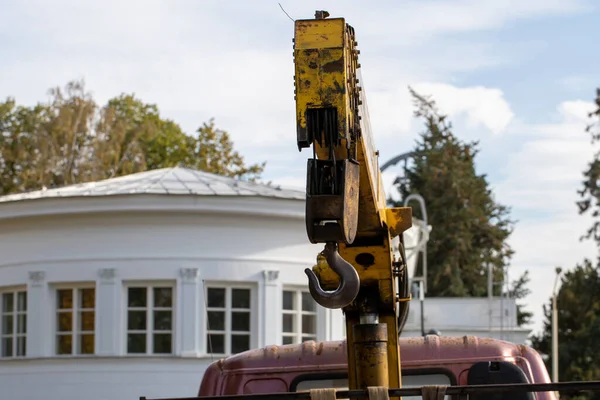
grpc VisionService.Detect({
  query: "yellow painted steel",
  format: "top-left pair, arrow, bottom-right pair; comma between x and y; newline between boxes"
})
354,323 -> 389,388
294,18 -> 352,162
294,14 -> 413,400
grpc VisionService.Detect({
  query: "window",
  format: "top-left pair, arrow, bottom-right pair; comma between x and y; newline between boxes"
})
126,285 -> 174,355
1,290 -> 27,357
293,372 -> 454,400
206,286 -> 252,355
282,289 -> 317,345
56,287 -> 95,355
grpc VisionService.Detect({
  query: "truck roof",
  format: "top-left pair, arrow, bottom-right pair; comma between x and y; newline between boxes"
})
203,335 -> 549,385
198,336 -> 554,399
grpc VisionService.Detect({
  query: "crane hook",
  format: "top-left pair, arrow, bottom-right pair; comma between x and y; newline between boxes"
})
304,242 -> 360,309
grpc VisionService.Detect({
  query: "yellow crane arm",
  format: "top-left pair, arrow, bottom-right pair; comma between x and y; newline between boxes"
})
293,11 -> 413,397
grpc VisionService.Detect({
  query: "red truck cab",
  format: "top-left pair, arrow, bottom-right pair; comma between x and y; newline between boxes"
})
198,335 -> 554,400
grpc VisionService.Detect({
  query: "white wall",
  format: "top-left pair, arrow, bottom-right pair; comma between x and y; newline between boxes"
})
0,195 -> 531,400
401,298 -> 531,344
0,200 -> 346,400
1,358 -> 211,400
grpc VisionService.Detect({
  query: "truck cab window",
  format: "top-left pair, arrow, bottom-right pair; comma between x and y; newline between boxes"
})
293,373 -> 454,400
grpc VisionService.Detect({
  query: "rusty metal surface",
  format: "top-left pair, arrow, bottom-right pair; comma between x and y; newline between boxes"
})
293,14 -> 410,396
163,381 -> 600,400
305,242 -> 360,309
353,324 -> 389,389
385,207 -> 413,238
196,336 -> 558,400
305,159 -> 359,244
205,336 -> 541,374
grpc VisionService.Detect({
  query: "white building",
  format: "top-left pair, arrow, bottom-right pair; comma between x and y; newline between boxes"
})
0,167 -> 530,400
0,167 -> 346,400
401,297 -> 531,344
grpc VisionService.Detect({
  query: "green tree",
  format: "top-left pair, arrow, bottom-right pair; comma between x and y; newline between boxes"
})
0,96 -> 65,194
578,88 -> 600,243
38,80 -> 97,187
530,260 -> 600,400
92,93 -> 196,180
0,98 -> 34,195
508,270 -> 534,327
187,119 -> 265,182
397,88 -> 531,325
533,87 -> 600,399
0,79 -> 266,195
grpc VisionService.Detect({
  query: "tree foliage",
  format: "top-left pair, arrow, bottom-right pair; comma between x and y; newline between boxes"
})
530,260 -> 600,400
578,88 -> 600,243
190,119 -> 265,181
397,88 -> 531,325
530,87 -> 600,399
0,79 -> 265,196
508,270 -> 534,327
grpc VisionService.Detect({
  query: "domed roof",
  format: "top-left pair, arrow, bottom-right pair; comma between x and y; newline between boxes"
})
0,167 -> 305,204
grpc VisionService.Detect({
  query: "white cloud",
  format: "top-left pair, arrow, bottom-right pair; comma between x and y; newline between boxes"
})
1,0 -> 598,340
368,94 -> 599,334
0,0 -> 534,179
487,98 -> 598,333
269,175 -> 306,191
364,86 -> 415,139
0,0 -> 585,149
288,0 -> 588,44
495,100 -> 596,209
382,170 -> 403,202
558,100 -> 597,123
560,75 -> 600,93
493,139 -> 592,211
507,214 -> 596,336
411,83 -> 515,135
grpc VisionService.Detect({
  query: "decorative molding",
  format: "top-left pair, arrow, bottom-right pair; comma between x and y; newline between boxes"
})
28,271 -> 46,286
0,195 -> 305,224
179,268 -> 199,284
181,350 -> 201,358
263,269 -> 280,283
0,255 -> 312,269
98,268 -> 116,283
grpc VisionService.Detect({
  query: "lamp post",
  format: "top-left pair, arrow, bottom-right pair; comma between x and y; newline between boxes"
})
419,278 -> 425,337
411,277 -> 426,336
552,266 -> 563,384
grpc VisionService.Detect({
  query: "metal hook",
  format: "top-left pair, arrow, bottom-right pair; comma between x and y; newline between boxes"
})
304,242 -> 360,309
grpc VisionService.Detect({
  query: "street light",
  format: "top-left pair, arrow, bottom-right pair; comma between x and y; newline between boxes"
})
552,266 -> 563,384
410,277 -> 426,336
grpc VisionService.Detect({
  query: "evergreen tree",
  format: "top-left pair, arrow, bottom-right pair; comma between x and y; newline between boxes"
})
397,88 -> 531,325
509,270 -> 534,327
531,87 -> 600,399
578,88 -> 600,243
530,260 -> 600,400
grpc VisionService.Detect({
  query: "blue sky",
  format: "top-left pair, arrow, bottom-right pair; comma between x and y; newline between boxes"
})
1,0 -> 599,336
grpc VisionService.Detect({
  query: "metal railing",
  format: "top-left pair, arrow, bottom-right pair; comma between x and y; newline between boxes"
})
140,381 -> 600,400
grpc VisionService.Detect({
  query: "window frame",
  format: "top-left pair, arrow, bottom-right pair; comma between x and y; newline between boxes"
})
123,281 -> 176,356
52,283 -> 96,356
289,369 -> 458,400
281,287 -> 318,345
203,283 -> 256,356
0,286 -> 27,358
